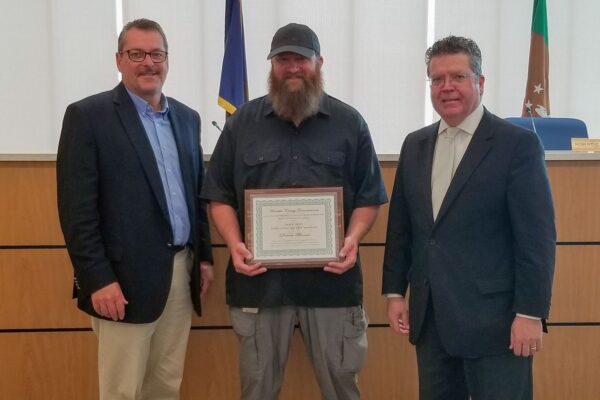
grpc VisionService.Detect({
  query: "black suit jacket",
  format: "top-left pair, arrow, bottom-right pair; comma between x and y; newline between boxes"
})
57,83 -> 212,323
382,109 -> 556,357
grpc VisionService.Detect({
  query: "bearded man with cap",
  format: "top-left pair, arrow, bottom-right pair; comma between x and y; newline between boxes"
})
201,23 -> 387,400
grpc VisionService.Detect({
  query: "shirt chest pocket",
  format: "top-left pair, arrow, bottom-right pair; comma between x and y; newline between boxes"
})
243,148 -> 280,166
306,150 -> 346,186
242,148 -> 281,187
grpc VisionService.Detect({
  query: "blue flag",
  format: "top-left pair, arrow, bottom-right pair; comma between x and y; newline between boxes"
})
218,0 -> 248,114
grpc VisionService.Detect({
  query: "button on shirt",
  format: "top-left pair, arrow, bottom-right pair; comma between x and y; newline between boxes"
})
127,90 -> 190,246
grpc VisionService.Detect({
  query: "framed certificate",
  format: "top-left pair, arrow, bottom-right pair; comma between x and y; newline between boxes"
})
244,187 -> 344,268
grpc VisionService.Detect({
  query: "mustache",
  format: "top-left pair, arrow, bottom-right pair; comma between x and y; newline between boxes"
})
283,73 -> 306,80
137,67 -> 158,74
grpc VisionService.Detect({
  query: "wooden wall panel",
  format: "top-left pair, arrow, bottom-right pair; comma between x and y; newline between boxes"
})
362,161 -> 396,244
0,332 -> 98,400
0,249 -> 89,328
0,162 -> 63,245
550,246 -> 600,322
361,246 -> 387,325
1,326 -> 596,400
547,161 -> 600,242
181,330 -> 241,399
191,247 -> 232,327
359,328 -> 419,399
2,160 -> 599,245
0,247 -> 230,329
0,246 -> 390,330
2,159 -> 600,400
534,327 -> 600,399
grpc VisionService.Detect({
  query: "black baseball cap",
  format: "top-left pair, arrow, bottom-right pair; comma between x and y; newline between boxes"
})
267,23 -> 320,60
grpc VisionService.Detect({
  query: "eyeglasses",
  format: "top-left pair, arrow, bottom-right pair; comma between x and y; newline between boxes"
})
119,49 -> 168,63
428,73 -> 478,87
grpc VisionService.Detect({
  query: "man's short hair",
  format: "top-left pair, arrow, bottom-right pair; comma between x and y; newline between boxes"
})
425,35 -> 482,76
118,18 -> 168,52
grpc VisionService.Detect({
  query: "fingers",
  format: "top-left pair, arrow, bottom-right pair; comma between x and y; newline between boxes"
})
231,243 -> 267,276
388,314 -> 410,335
510,316 -> 543,357
91,282 -> 128,321
115,298 -> 126,320
199,263 -> 214,298
94,297 -> 126,321
386,297 -> 410,336
324,239 -> 358,274
394,310 -> 410,335
105,301 -> 121,322
513,338 -> 542,357
235,261 -> 267,276
324,257 -> 354,274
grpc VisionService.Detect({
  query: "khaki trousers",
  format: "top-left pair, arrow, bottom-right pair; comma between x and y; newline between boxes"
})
230,305 -> 368,400
91,248 -> 193,400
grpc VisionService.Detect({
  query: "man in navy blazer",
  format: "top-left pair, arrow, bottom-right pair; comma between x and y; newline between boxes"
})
57,19 -> 213,399
382,36 -> 555,399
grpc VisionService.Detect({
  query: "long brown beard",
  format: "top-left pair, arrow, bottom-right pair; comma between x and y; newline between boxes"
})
267,65 -> 324,123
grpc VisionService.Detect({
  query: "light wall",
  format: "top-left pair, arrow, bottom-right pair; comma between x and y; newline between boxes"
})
1,0 -> 598,154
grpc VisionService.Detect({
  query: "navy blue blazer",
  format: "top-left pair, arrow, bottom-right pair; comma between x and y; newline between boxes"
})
57,83 -> 212,323
382,109 -> 556,357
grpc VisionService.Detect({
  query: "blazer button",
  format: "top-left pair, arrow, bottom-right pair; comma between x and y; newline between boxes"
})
429,239 -> 436,245
167,243 -> 174,248
423,278 -> 429,285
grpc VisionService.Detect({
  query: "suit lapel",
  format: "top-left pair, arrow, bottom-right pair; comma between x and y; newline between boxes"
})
113,84 -> 170,220
418,124 -> 439,227
435,110 -> 495,223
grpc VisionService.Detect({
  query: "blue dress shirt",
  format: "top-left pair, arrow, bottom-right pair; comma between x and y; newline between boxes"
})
127,89 -> 190,246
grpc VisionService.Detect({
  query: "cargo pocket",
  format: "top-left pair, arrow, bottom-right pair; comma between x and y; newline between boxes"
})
340,306 -> 369,372
229,307 -> 259,371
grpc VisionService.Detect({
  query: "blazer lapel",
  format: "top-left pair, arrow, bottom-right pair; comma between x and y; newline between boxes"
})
113,84 -> 170,220
418,124 -> 439,227
435,110 -> 495,223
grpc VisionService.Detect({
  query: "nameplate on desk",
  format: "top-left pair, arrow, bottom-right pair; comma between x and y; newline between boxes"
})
571,138 -> 600,152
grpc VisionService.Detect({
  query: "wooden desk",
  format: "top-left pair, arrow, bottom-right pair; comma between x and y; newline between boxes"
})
1,153 -> 598,399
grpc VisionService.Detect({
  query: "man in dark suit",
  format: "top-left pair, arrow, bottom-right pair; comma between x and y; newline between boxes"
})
382,36 -> 556,399
57,18 -> 213,400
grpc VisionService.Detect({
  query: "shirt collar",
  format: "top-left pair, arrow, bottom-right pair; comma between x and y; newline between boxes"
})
126,88 -> 169,118
438,103 -> 484,136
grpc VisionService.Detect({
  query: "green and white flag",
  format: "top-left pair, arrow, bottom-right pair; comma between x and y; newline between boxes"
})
522,0 -> 550,117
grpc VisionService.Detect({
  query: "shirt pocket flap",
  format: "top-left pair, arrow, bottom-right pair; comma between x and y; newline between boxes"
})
308,150 -> 346,167
243,148 -> 280,166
